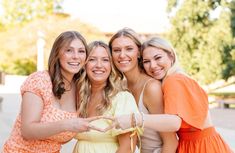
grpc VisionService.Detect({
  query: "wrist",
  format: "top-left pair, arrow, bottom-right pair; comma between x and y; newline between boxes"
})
60,120 -> 69,132
136,113 -> 144,127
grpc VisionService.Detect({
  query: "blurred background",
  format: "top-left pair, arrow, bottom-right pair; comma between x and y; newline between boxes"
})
0,0 -> 235,152
0,0 -> 234,85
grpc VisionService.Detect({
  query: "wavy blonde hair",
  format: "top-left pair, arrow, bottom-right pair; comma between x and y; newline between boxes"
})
141,37 -> 185,81
77,41 -> 122,117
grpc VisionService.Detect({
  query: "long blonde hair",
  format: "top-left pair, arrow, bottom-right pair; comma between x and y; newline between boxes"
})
109,27 -> 143,79
141,37 -> 184,80
77,41 -> 122,117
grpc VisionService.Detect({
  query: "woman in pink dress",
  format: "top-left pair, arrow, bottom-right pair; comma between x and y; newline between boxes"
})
2,31 -> 101,153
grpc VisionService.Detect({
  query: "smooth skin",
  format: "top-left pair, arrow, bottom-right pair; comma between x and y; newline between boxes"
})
86,45 -> 136,153
21,39 -> 102,140
111,36 -> 178,153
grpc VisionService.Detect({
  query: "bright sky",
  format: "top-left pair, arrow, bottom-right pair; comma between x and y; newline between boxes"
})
62,0 -> 170,33
0,0 -> 170,33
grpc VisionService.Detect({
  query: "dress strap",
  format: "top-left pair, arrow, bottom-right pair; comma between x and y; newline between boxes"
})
138,78 -> 154,105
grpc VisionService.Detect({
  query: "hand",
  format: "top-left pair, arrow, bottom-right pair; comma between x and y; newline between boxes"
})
65,116 -> 104,133
102,113 -> 143,132
102,114 -> 132,131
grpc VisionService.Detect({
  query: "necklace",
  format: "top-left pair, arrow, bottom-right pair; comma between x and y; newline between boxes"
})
62,75 -> 73,92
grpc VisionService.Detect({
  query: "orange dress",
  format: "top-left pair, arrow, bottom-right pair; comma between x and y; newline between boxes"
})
162,73 -> 233,153
2,71 -> 77,153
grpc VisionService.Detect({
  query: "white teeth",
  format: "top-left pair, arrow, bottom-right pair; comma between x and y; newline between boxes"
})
68,62 -> 79,66
152,69 -> 161,75
93,70 -> 104,74
119,61 -> 129,64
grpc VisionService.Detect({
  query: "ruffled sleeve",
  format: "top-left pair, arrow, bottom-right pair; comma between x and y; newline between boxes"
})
110,91 -> 142,136
20,71 -> 52,105
162,74 -> 208,129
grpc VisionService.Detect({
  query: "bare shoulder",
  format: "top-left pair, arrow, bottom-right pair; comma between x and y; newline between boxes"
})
145,79 -> 162,94
143,78 -> 163,113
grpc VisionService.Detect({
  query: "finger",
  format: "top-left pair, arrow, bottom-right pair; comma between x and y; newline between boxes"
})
103,122 -> 119,132
85,116 -> 101,122
88,124 -> 104,132
102,116 -> 115,121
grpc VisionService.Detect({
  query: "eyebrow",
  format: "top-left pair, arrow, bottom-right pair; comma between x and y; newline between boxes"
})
89,56 -> 109,58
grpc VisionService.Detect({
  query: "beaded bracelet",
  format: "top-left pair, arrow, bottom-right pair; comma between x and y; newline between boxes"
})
133,113 -> 138,128
131,113 -> 136,128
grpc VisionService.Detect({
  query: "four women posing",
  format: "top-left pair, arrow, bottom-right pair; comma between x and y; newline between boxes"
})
2,29 -> 233,153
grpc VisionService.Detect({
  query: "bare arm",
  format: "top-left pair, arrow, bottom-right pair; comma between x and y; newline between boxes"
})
140,114 -> 181,132
116,132 -> 137,153
21,92 -> 99,140
144,80 -> 178,153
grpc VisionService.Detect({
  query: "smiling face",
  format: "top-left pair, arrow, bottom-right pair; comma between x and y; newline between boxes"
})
59,39 -> 86,80
142,46 -> 173,80
86,46 -> 111,84
111,36 -> 139,74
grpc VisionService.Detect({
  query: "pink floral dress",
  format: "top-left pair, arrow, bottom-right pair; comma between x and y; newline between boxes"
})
2,71 -> 77,153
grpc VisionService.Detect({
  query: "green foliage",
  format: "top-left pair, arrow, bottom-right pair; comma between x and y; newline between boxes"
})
0,0 -> 108,75
167,0 -> 234,84
0,15 -> 108,75
0,57 -> 36,75
222,0 -> 235,79
1,0 -> 54,27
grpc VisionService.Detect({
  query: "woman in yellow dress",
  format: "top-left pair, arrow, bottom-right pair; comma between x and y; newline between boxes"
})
73,41 -> 140,153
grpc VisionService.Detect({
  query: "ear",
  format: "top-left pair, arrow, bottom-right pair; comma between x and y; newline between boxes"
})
168,52 -> 175,65
137,52 -> 141,59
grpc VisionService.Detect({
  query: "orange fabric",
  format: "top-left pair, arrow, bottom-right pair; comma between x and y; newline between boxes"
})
162,73 -> 233,153
177,127 -> 233,153
2,71 -> 77,153
162,73 -> 208,129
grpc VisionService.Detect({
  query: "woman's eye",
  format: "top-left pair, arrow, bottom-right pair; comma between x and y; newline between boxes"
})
127,48 -> 133,51
155,56 -> 161,60
88,58 -> 95,61
143,61 -> 150,64
113,49 -> 120,53
66,49 -> 72,52
78,49 -> 85,53
103,58 -> 110,62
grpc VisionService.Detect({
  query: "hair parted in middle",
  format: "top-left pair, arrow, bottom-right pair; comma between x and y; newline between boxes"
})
77,41 -> 123,117
109,27 -> 144,79
48,30 -> 88,99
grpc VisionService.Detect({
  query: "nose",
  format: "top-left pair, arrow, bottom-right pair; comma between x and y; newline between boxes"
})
118,50 -> 126,58
150,60 -> 156,69
72,51 -> 79,59
96,59 -> 102,67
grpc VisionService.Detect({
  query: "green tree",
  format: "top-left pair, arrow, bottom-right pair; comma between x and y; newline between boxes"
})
1,0 -> 57,27
221,0 -> 235,79
0,15 -> 107,75
167,0 -> 233,84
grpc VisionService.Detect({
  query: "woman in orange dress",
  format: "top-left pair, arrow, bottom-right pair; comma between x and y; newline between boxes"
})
107,36 -> 233,153
2,31 -> 101,153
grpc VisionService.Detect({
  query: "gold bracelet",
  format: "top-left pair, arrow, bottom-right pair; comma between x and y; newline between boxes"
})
131,113 -> 134,128
133,113 -> 137,127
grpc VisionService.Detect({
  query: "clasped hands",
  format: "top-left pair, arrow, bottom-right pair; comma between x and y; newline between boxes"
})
85,113 -> 142,132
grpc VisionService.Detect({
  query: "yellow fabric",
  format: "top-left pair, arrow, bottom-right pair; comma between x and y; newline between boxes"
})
73,91 -> 142,153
